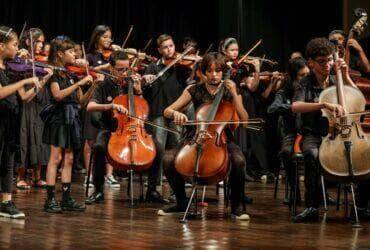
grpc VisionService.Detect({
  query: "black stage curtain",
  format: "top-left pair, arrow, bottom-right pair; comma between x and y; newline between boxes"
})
0,0 -> 346,67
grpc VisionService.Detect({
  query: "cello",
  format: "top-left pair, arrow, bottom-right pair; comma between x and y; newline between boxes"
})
318,42 -> 370,225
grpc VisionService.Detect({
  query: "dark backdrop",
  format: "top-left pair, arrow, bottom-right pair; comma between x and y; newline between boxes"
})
1,0 -> 367,69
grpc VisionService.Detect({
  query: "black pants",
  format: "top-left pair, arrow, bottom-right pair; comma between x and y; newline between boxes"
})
92,129 -> 160,192
357,182 -> 370,209
301,134 -> 322,208
280,133 -> 300,196
248,130 -> 270,175
163,141 -> 246,209
0,124 -> 15,194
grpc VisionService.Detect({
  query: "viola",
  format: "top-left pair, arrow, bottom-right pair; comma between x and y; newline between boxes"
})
6,57 -> 49,77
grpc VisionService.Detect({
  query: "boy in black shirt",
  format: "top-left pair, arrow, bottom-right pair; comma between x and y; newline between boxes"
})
292,38 -> 357,222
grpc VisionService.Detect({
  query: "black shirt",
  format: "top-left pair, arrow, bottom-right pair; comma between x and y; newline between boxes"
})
90,78 -> 128,130
144,59 -> 190,118
293,72 -> 336,136
87,52 -> 108,67
0,68 -> 19,115
267,77 -> 297,135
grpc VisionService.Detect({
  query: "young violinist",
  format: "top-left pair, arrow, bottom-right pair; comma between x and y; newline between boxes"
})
85,50 -> 154,204
329,30 -> 370,78
84,25 -> 120,188
158,52 -> 250,220
16,28 -> 52,190
0,26 -> 42,218
142,34 -> 193,202
291,37 -> 357,222
42,36 -> 94,213
220,37 -> 274,182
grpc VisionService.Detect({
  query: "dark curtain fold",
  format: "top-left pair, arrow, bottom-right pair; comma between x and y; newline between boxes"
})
0,0 -> 345,66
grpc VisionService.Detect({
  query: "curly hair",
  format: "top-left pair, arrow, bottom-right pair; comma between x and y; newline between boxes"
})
305,37 -> 335,59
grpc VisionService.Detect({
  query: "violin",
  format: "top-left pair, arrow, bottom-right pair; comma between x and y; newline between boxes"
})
163,52 -> 201,69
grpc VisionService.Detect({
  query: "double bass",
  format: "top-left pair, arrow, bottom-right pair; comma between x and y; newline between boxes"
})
318,46 -> 370,181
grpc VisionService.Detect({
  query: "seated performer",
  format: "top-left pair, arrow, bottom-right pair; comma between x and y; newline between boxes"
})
85,50 -> 164,204
157,52 -> 250,220
291,37 -> 357,222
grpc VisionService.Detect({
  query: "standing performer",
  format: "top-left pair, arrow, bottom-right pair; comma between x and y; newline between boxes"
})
16,28 -> 52,189
142,34 -> 194,202
84,25 -> 120,188
291,38 -> 357,222
42,36 -> 95,213
158,52 -> 250,220
0,26 -> 42,218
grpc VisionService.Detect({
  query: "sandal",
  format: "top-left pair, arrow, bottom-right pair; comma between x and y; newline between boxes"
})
34,179 -> 47,188
16,180 -> 31,190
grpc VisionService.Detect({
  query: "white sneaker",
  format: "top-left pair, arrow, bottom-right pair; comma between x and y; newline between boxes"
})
105,175 -> 120,188
83,176 -> 94,188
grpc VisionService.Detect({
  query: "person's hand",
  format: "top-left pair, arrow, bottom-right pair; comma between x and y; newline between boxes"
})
347,38 -> 363,53
173,110 -> 188,125
112,104 -> 128,114
323,102 -> 346,117
224,79 -> 238,96
17,49 -> 30,59
75,59 -> 89,67
142,74 -> 156,84
78,75 -> 93,86
95,73 -> 105,82
334,58 -> 350,79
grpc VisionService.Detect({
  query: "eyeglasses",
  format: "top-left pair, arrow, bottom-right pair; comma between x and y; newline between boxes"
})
114,67 -> 129,72
313,57 -> 334,67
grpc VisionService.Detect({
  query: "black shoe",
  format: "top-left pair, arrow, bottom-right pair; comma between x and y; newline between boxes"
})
61,197 -> 86,211
244,196 -> 253,204
0,201 -> 25,219
44,197 -> 62,213
350,207 -> 370,221
85,192 -> 104,205
146,190 -> 166,204
292,207 -> 319,223
231,205 -> 250,221
158,203 -> 187,216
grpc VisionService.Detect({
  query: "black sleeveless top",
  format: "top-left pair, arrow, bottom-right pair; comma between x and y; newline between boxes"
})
185,83 -> 236,142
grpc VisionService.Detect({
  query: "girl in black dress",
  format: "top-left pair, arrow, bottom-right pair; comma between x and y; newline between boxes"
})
84,25 -> 120,188
16,28 -> 52,189
43,36 -> 93,213
0,26 -> 43,218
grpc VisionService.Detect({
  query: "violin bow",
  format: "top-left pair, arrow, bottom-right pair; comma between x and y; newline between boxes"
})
142,38 -> 153,52
238,39 -> 262,65
203,43 -> 213,56
125,114 -> 181,135
29,31 -> 38,93
81,42 -> 89,76
145,46 -> 194,87
19,21 -> 27,42
122,25 -> 134,49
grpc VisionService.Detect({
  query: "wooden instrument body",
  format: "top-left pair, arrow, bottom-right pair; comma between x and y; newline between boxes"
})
175,101 -> 236,185
319,85 -> 370,180
107,94 -> 156,172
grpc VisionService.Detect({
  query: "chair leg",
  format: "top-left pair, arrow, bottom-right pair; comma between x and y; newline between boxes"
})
274,162 -> 282,199
292,158 -> 299,216
320,175 -> 328,211
139,174 -> 144,202
336,184 -> 341,211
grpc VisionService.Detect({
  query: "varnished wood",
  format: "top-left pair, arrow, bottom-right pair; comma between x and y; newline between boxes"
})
1,177 -> 370,248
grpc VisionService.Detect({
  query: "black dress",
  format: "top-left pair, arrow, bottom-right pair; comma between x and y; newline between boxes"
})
42,72 -> 82,149
0,68 -> 20,193
18,86 -> 50,167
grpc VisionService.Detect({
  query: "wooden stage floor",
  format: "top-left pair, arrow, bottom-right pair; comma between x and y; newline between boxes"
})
1,177 -> 370,249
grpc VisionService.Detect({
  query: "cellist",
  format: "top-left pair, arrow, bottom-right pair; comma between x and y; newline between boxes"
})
291,37 -> 357,223
158,52 -> 250,220
85,50 -> 163,204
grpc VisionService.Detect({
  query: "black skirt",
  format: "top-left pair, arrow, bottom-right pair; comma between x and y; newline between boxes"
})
43,122 -> 82,150
82,109 -> 98,141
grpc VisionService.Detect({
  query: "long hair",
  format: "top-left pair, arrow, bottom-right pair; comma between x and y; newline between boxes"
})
88,25 -> 111,53
48,36 -> 75,65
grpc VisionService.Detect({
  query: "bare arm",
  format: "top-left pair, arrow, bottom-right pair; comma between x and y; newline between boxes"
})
50,76 -> 91,102
163,88 -> 192,119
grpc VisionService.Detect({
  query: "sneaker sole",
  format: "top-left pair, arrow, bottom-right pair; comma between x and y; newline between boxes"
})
0,212 -> 25,219
231,214 -> 250,221
157,210 -> 184,216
